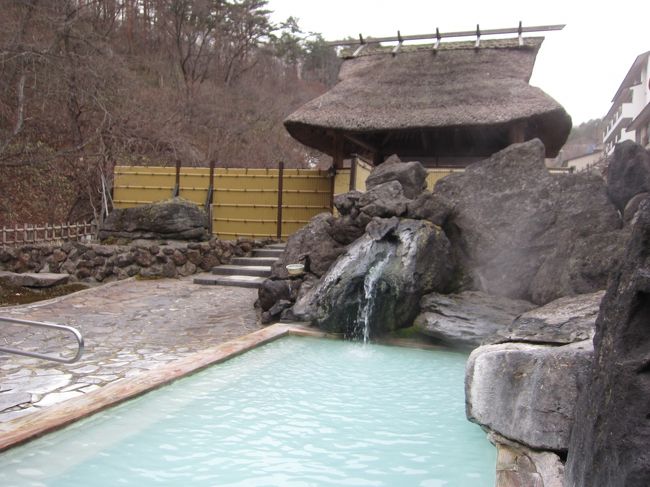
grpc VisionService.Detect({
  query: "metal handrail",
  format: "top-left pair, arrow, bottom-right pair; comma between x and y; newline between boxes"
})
0,316 -> 84,364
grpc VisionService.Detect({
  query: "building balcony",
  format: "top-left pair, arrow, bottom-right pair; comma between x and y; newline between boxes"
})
604,102 -> 635,143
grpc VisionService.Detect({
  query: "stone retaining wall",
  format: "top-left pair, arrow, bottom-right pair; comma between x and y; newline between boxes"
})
0,238 -> 265,283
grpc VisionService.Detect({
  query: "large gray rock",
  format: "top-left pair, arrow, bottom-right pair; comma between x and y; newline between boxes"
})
496,291 -> 604,345
333,190 -> 362,216
283,273 -> 320,322
0,271 -> 69,288
565,201 -> 650,487
295,219 -> 456,338
258,279 -> 292,311
623,191 -> 650,223
606,140 -> 650,212
365,154 -> 428,199
99,198 -> 208,241
357,181 -> 410,218
528,180 -> 628,305
414,291 -> 535,347
435,139 -> 625,304
405,191 -> 452,226
327,215 -> 365,245
271,213 -> 346,279
466,340 -> 593,452
492,434 -> 565,487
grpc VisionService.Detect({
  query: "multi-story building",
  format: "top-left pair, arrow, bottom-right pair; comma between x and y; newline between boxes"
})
603,51 -> 650,155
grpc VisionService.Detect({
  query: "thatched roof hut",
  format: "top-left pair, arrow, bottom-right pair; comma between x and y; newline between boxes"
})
285,37 -> 571,167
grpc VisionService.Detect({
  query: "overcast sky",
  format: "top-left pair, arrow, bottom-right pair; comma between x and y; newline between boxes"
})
268,0 -> 647,125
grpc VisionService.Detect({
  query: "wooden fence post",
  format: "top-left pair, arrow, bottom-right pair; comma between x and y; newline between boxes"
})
205,159 -> 216,234
329,166 -> 337,212
173,160 -> 181,197
276,161 -> 284,240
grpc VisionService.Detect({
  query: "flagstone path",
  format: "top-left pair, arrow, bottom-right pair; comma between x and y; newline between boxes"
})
0,275 -> 260,424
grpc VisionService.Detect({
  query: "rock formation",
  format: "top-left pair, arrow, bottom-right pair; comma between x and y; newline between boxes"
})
435,138 -> 626,304
414,291 -> 535,347
365,155 -> 428,199
565,200 -> 650,486
263,154 -> 439,329
492,432 -> 566,487
466,340 -> 593,452
0,239 -> 254,283
495,291 -> 604,345
262,140 -> 628,341
0,271 -> 69,288
271,213 -> 349,279
253,139 -> 644,485
606,140 -> 650,213
293,218 -> 455,338
99,198 -> 209,241
463,288 -> 604,480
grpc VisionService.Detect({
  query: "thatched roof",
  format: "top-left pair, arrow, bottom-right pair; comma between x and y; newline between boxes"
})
285,37 -> 571,161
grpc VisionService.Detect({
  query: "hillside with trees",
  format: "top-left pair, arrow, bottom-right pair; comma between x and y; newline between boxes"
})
562,118 -> 604,161
0,0 -> 341,226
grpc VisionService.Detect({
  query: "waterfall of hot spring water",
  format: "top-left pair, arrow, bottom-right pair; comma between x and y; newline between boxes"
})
354,254 -> 392,343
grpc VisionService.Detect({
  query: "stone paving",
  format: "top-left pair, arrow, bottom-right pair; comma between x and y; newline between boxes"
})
0,275 -> 261,423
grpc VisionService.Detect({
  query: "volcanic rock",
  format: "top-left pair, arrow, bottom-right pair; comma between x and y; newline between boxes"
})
405,191 -> 452,226
0,271 -> 69,288
294,219 -> 456,337
99,198 -> 208,241
565,200 -> 650,486
606,140 -> 650,212
357,181 -> 410,218
414,291 -> 535,347
496,291 -> 604,345
623,191 -> 650,223
333,190 -> 362,216
466,340 -> 593,452
258,279 -> 292,311
271,213 -> 346,279
435,138 -> 625,304
365,154 -> 428,199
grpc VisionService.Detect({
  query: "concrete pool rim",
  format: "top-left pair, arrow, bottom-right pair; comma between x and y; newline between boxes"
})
0,323 -> 448,452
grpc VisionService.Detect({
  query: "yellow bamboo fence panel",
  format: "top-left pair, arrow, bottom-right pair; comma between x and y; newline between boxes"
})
113,166 -> 177,207
354,159 -> 372,191
211,168 -> 331,240
334,170 -> 351,196
332,158 -> 373,216
114,166 -> 332,240
426,168 -> 465,190
113,164 -> 475,240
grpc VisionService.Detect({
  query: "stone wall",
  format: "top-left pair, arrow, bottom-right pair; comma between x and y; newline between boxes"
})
0,238 -> 262,283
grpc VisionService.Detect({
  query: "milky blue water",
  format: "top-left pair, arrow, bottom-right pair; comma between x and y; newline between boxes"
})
0,337 -> 495,486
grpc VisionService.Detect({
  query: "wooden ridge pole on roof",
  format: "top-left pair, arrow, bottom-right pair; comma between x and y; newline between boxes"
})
326,23 -> 565,47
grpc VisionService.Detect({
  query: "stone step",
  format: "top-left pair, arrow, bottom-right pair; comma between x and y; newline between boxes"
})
231,256 -> 277,267
193,274 -> 266,289
252,248 -> 284,258
211,265 -> 271,277
265,243 -> 286,249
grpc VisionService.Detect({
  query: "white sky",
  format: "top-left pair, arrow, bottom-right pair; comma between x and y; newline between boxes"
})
268,0 -> 648,125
